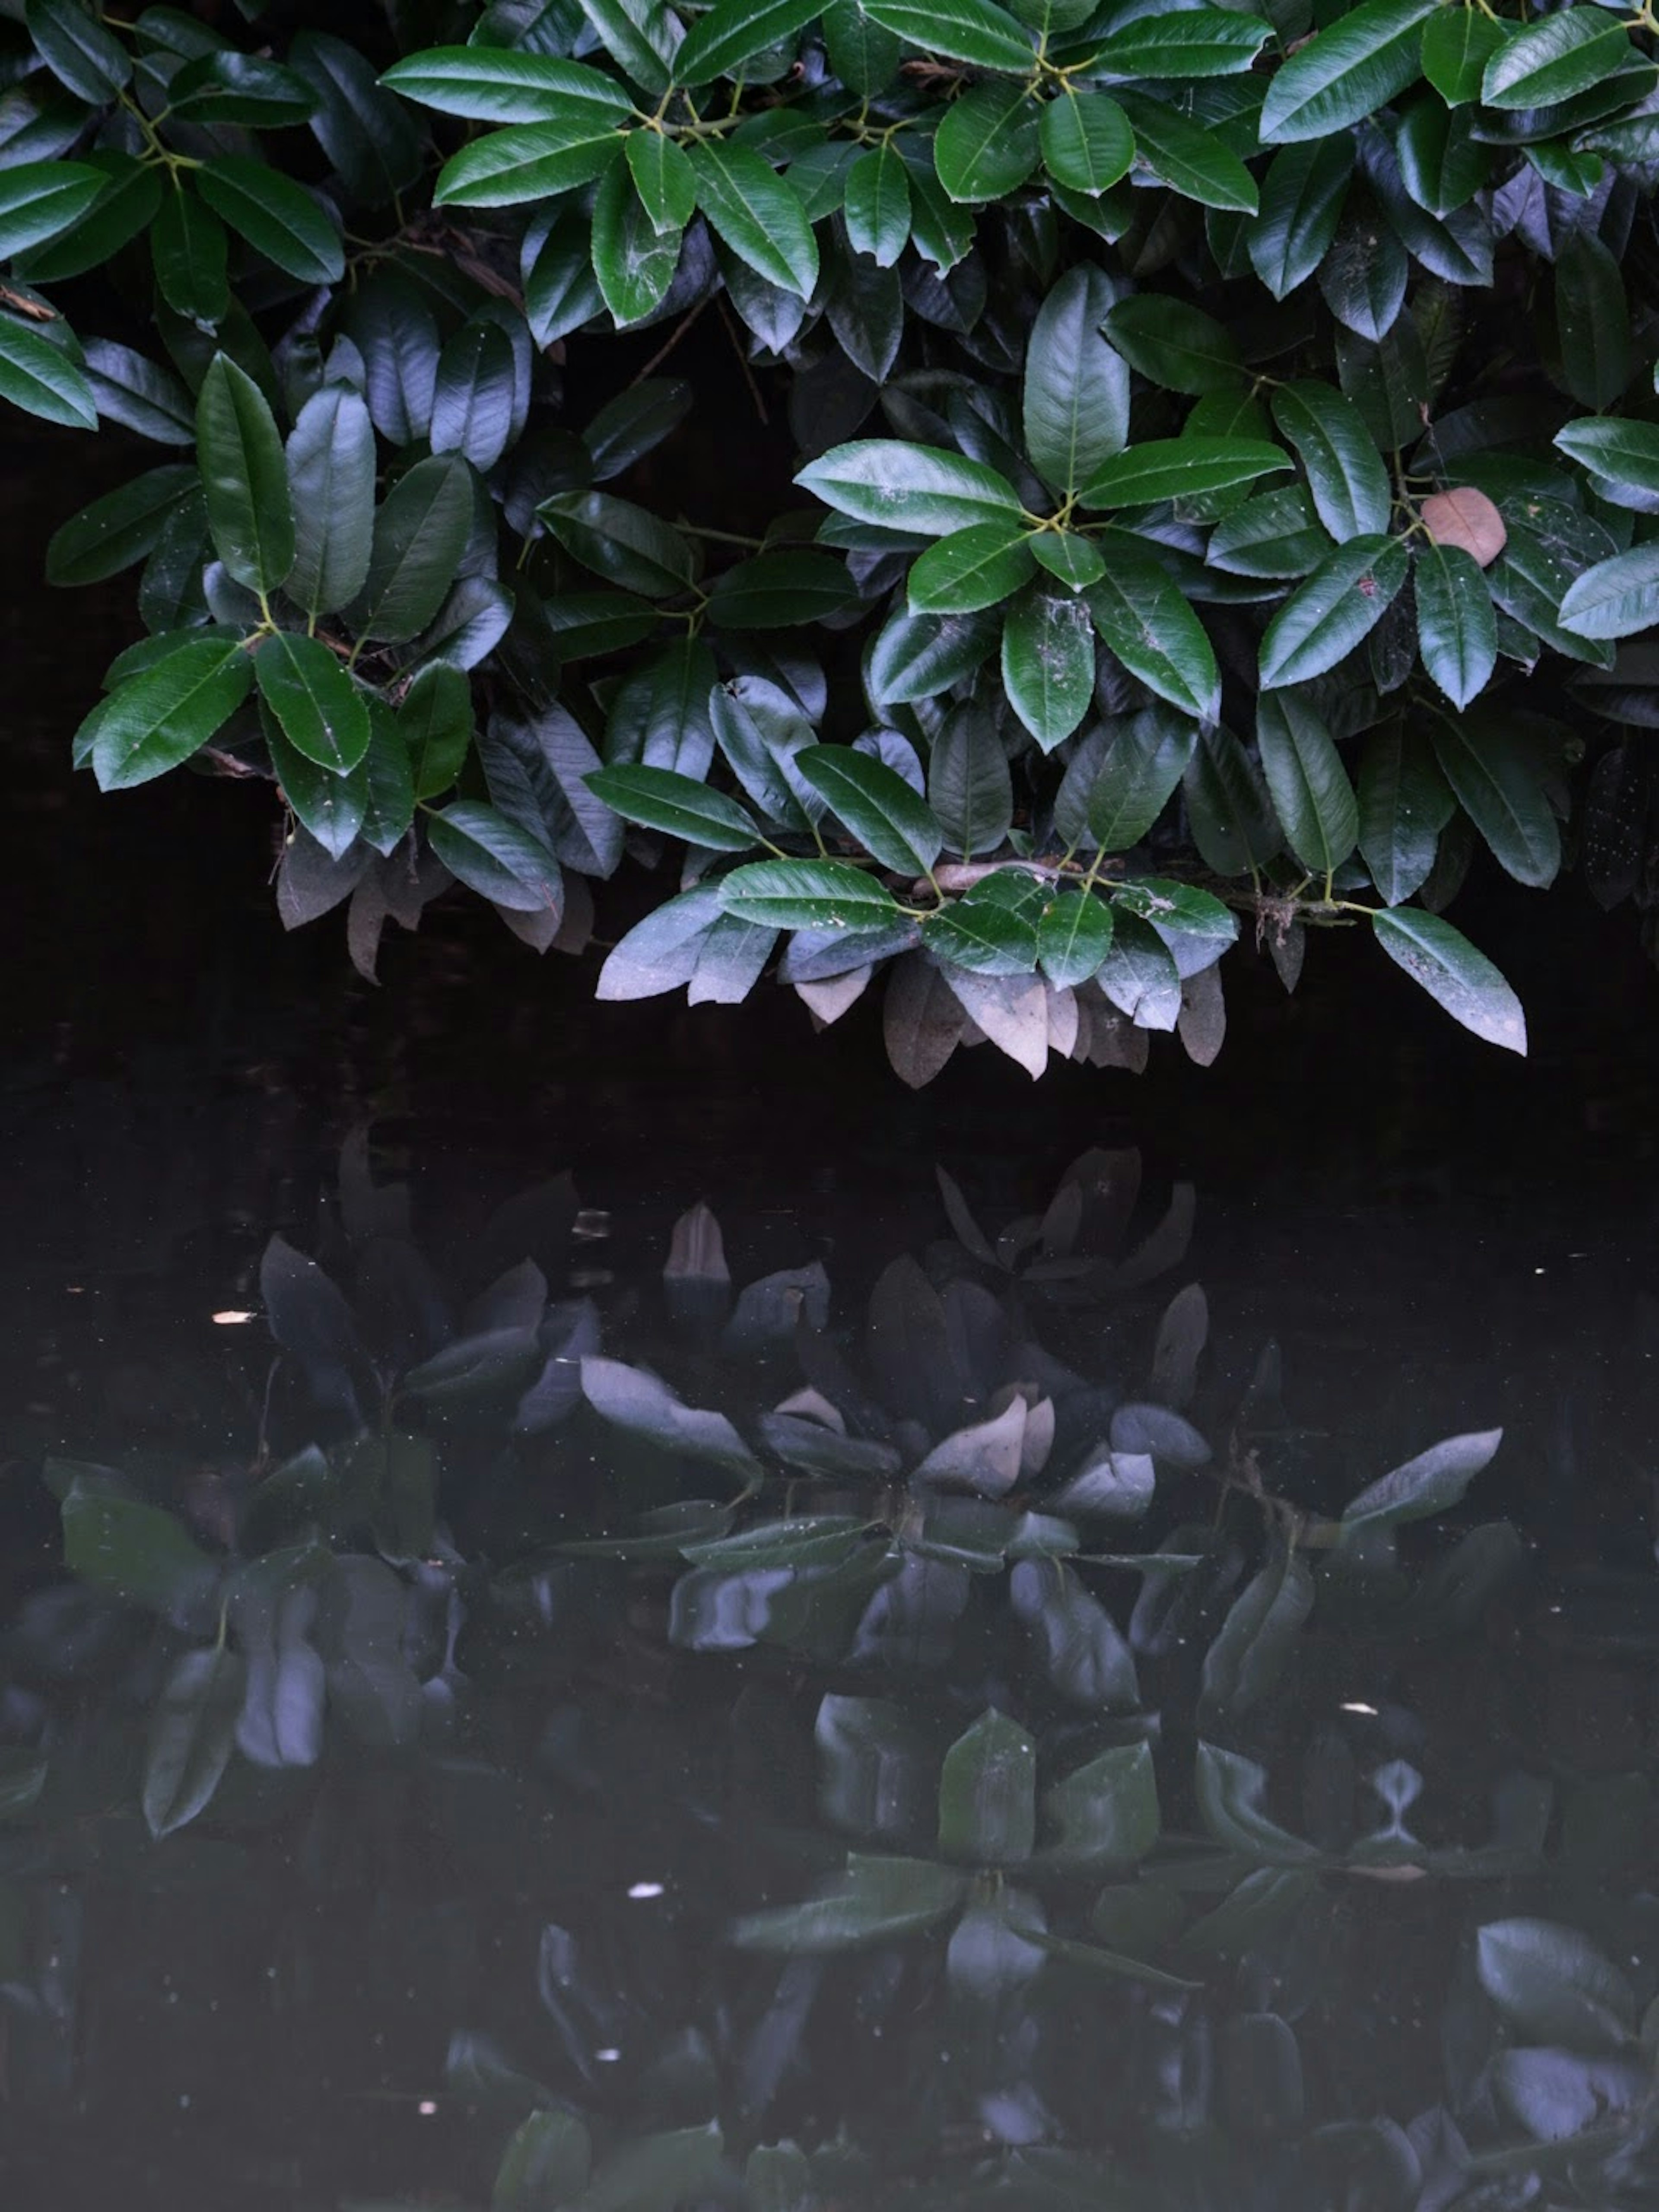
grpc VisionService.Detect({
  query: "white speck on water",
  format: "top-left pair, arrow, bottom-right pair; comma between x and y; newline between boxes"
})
628,1881 -> 665,1899
594,2047 -> 621,2063
418,2101 -> 438,2117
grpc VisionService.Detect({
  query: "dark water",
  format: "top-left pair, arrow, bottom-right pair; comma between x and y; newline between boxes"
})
7,429 -> 1659,2210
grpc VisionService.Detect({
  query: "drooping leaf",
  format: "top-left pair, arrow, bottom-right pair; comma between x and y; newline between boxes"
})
691,142 -> 818,299
197,353 -> 294,595
1023,264 -> 1128,498
143,1645 -> 246,1839
1037,887 -> 1114,987
1370,907 -> 1527,1052
1100,295 -> 1243,396
254,633 -> 371,775
1339,1427 -> 1503,1544
1271,380 -> 1391,540
1257,693 -> 1358,881
861,0 -> 1034,74
1086,552 -> 1221,721
88,635 -> 253,790
1002,587 -> 1095,749
1428,713 -> 1560,887
1415,541 -> 1497,707
1357,724 -> 1452,906
798,440 -> 1022,536
938,1707 -> 1037,1865
426,800 -> 563,913
1084,708 -> 1199,850
1082,437 -> 1289,509
349,454 -> 476,644
283,385 -> 375,620
591,157 -> 683,326
197,158 -> 344,286
1249,136 -> 1355,299
718,858 -> 902,930
928,702 -> 1014,855
798,743 -> 944,874
1114,91 -> 1257,211
586,763 -> 762,851
934,81 -> 1041,204
1258,534 -> 1408,689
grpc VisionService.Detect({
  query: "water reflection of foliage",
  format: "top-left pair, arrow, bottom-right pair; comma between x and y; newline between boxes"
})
2,1142 -> 1658,2210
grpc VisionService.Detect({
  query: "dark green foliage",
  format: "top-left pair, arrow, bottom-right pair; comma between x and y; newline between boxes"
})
16,0 -> 1659,1067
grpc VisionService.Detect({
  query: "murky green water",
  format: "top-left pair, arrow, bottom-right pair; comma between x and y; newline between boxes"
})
4,1115 -> 1659,2212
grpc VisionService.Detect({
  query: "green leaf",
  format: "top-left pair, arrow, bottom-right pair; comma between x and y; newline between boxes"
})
1084,707 -> 1198,849
704,550 -> 855,628
1200,1549 -> 1314,1727
359,699 -> 416,855
1039,89 -> 1135,197
379,46 -> 633,121
60,1477 -> 215,1610
1556,543 -> 1659,642
1114,92 -> 1257,213
591,158 -> 682,327
1112,876 -> 1237,969
162,52 -> 319,129
143,1646 -> 246,1840
197,158 -> 344,286
45,464 -> 196,586
690,142 -> 817,299
1415,541 -> 1497,708
1358,723 -> 1452,905
1031,531 -> 1108,588
80,338 -> 194,446
625,127 -> 698,235
1045,1742 -> 1159,1867
349,453 -> 475,644
0,157 -> 106,260
1340,1427 -> 1504,1544
540,489 -> 693,597
929,703 -> 1013,854
1482,9 -> 1636,111
427,799 -> 562,912
586,763 -> 762,850
25,0 -> 130,103
1037,887 -> 1113,987
1256,692 -> 1358,879
921,869 -> 1045,973
1023,264 -> 1128,498
1370,906 -> 1527,1052
868,605 -> 999,702
1258,0 -> 1440,144
428,315 -> 517,473
1475,1918 -> 1636,2052
264,708 -> 366,859
284,385 -> 375,620
861,0 -> 1034,74
718,857 -> 901,929
197,353 -> 293,595
151,186 -> 229,329
1002,587 -> 1095,749
254,633 -> 371,775
0,308 -> 94,429
578,0 -> 683,96
1090,7 -> 1266,78
676,0 -> 820,83
844,143 -> 911,265
1207,483 -> 1333,578
1248,135 -> 1354,299
824,0 -> 903,93
907,521 -> 1035,614
1086,551 -> 1221,721
933,81 -> 1040,203
1554,417 -> 1659,493
1395,93 -> 1487,217
1082,437 -> 1289,509
938,1708 -> 1037,1865
1096,909 -> 1182,1028
798,440 -> 1021,536
798,743 -> 944,873
1554,229 -> 1631,410
1258,534 -> 1408,689
733,1852 -> 968,1951
1100,295 -> 1242,396
1428,713 -> 1561,887
400,662 -> 474,800
1194,1743 -> 1323,1864
291,30 -> 425,208
1271,381 -> 1390,540
1421,8 -> 1506,105
435,119 -> 624,208
89,634 -> 253,790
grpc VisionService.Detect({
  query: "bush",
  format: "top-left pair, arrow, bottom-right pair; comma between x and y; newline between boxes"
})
9,0 -> 1659,1078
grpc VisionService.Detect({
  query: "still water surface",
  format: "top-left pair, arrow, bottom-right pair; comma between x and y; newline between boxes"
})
4,1102 -> 1659,2212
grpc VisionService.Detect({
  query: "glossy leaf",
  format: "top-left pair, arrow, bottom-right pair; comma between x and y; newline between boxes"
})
1002,588 -> 1095,749
382,45 -> 634,120
1090,8 -> 1267,79
934,82 -> 1040,204
1415,542 -> 1497,708
254,634 -> 371,775
197,159 -> 344,286
799,441 -> 1020,536
1558,544 -> 1659,642
586,763 -> 760,850
921,872 -> 1044,974
733,1853 -> 968,1951
285,386 -> 375,619
1482,11 -> 1635,111
1086,553 -> 1221,722
1428,715 -> 1560,886
1422,8 -> 1506,105
1115,92 -> 1257,212
844,143 -> 911,265
1257,693 -> 1358,880
1100,296 -> 1242,396
25,0 -> 130,103
0,158 -> 106,261
718,858 -> 901,929
1082,437 -> 1289,509
1023,265 -> 1127,499
350,454 -> 475,644
1258,0 -> 1440,144
862,0 -> 1034,73
427,801 -> 562,913
1039,91 -> 1135,197
798,744 -> 944,874
89,635 -> 253,790
1037,887 -> 1113,987
591,159 -> 681,326
197,354 -> 293,595
1476,1917 -> 1636,2052
929,704 -> 1014,855
1371,907 -> 1527,1052
1258,535 -> 1408,690
1357,724 -> 1451,906
1085,708 -> 1198,849
144,1645 -> 246,1840
1271,381 -> 1390,540
45,466 -> 197,587
907,521 -> 1034,614
1249,137 -> 1354,299
691,143 -> 818,299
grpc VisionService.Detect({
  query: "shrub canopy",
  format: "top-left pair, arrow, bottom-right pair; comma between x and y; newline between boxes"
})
8,0 -> 1659,1076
